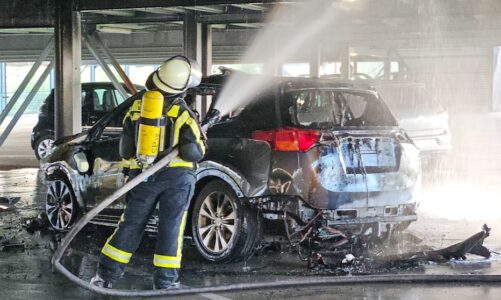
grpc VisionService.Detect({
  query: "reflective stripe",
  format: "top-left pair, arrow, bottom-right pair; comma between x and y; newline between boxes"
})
168,156 -> 194,168
130,112 -> 141,121
169,110 -> 205,168
153,212 -> 188,268
126,100 -> 142,122
185,117 -> 200,138
153,254 -> 181,268
167,105 -> 180,117
185,117 -> 206,155
131,99 -> 141,111
124,159 -> 141,169
177,211 -> 188,257
171,111 -> 190,147
129,164 -> 141,170
102,242 -> 132,264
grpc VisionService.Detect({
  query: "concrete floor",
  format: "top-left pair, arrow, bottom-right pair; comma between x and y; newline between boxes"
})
1,113 -> 501,298
0,167 -> 500,299
0,114 -> 39,170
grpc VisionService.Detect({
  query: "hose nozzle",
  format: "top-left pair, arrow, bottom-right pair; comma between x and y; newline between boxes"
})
201,109 -> 221,131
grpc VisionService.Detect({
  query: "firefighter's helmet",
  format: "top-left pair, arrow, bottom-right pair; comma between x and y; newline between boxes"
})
146,55 -> 202,95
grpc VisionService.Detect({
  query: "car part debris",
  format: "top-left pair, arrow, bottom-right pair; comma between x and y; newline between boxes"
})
0,238 -> 25,251
23,212 -> 49,234
373,224 -> 492,267
0,197 -> 20,211
342,254 -> 355,264
433,224 -> 491,260
308,253 -> 327,269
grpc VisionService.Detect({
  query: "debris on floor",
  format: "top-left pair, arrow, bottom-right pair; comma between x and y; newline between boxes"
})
375,224 -> 491,265
0,196 -> 20,211
0,238 -> 25,251
22,212 -> 49,233
299,224 -> 493,275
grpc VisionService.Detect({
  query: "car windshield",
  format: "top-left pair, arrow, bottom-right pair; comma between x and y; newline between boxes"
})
285,89 -> 397,129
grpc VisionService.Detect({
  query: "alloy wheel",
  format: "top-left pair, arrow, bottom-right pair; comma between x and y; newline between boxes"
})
37,138 -> 54,159
197,191 -> 237,253
46,180 -> 75,230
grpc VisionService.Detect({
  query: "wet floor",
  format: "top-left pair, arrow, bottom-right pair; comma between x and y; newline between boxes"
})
1,167 -> 501,299
2,111 -> 501,297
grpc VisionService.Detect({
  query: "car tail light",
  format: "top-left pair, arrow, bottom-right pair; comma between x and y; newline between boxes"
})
252,128 -> 320,152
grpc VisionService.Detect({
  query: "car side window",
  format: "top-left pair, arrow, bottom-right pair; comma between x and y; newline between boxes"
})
93,88 -> 120,113
93,102 -> 132,141
114,90 -> 127,105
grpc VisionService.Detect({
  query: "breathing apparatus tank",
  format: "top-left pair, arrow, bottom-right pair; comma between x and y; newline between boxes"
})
136,91 -> 165,167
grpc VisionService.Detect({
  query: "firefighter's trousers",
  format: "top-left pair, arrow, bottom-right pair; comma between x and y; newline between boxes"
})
97,167 -> 195,287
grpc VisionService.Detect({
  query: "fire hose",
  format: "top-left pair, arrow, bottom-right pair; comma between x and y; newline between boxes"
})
52,108 -> 501,297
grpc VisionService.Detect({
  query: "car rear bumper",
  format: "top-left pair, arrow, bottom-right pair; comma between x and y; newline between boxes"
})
322,202 -> 418,225
327,213 -> 417,226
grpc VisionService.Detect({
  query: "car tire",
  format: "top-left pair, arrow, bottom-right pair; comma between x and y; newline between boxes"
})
45,179 -> 79,231
35,134 -> 55,160
191,180 -> 261,262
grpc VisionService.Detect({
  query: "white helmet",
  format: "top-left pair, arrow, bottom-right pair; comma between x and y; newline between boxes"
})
149,55 -> 202,95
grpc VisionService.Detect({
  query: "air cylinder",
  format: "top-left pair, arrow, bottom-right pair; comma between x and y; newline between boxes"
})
137,91 -> 164,166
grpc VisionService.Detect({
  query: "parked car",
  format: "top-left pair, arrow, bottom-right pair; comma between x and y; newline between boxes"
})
31,82 -> 143,160
42,74 -> 421,262
374,82 -> 452,165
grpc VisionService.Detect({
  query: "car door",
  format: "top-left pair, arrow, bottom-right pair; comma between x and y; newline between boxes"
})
84,98 -> 132,209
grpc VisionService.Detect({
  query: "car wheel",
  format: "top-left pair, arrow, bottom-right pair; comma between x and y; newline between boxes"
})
45,179 -> 78,231
192,180 -> 260,262
35,134 -> 55,160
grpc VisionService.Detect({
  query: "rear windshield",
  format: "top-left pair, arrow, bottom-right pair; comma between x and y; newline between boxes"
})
283,89 -> 397,129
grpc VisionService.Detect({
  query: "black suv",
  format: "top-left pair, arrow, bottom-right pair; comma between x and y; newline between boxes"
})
42,74 -> 420,262
31,82 -> 142,159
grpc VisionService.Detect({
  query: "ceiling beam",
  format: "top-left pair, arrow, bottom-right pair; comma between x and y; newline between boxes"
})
82,13 -> 183,25
184,6 -> 225,14
75,0 -> 285,11
232,4 -> 266,11
133,7 -> 186,15
197,13 -> 264,24
0,0 -> 54,28
89,10 -> 136,17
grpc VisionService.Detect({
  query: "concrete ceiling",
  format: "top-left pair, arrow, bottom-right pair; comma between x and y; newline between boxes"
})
0,0 -> 500,63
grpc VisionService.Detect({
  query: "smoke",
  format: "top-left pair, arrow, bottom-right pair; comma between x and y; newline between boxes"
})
213,0 -> 501,227
215,0 -> 355,115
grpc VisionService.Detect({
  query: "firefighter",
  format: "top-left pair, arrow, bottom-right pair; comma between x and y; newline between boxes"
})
90,56 -> 205,290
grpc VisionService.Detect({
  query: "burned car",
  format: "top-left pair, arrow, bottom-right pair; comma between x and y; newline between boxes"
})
42,74 -> 421,263
374,82 -> 451,167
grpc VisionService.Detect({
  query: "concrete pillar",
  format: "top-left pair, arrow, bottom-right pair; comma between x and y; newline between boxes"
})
384,49 -> 392,80
340,46 -> 351,80
183,13 -> 201,63
0,63 -> 5,111
264,39 -> 282,76
90,64 -> 96,82
200,23 -> 212,118
54,0 -> 81,139
310,44 -> 321,78
49,68 -> 55,90
201,24 -> 212,77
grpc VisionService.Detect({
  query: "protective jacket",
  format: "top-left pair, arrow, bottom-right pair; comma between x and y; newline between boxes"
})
119,92 -> 205,170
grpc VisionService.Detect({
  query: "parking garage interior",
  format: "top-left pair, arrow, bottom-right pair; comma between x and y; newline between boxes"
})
1,0 -> 501,299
